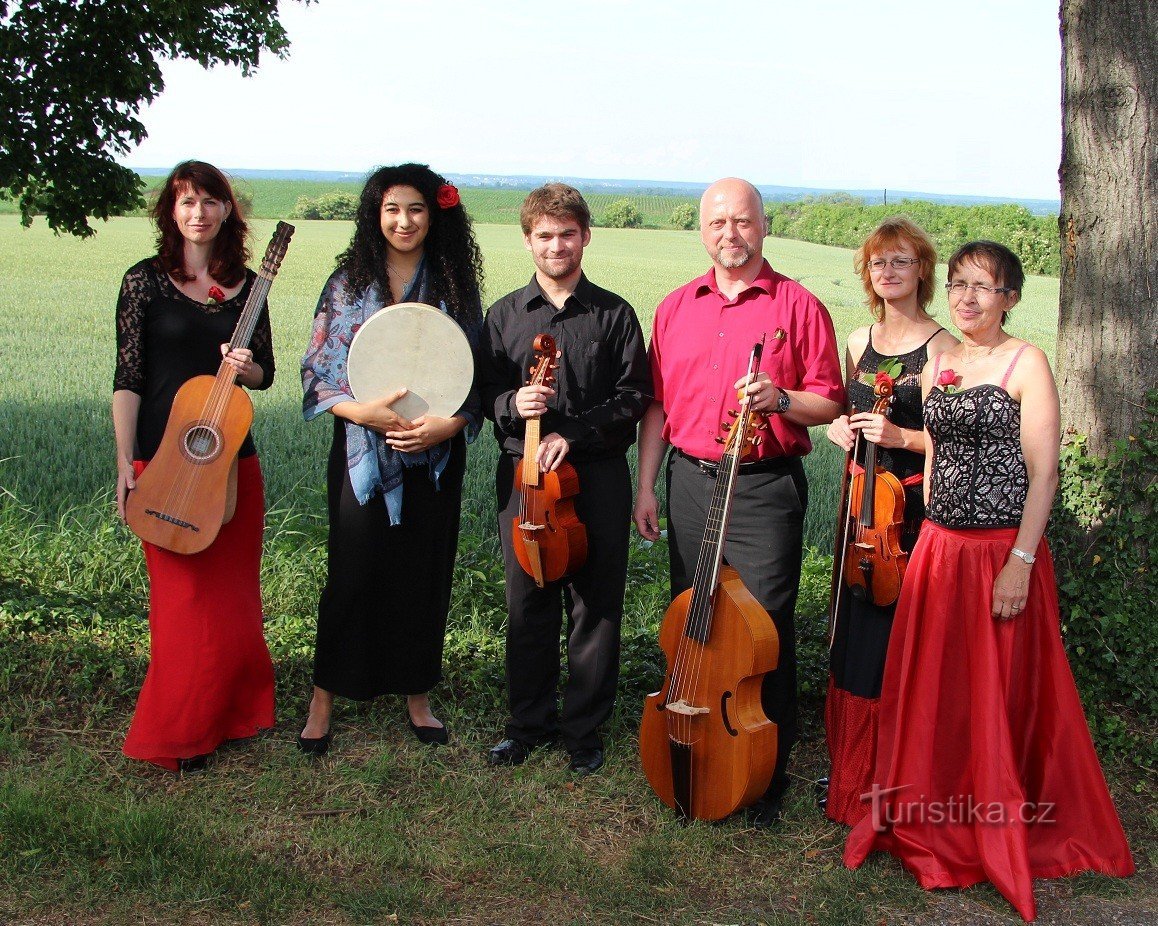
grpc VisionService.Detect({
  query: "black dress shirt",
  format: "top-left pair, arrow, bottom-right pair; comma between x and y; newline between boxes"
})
477,274 -> 651,462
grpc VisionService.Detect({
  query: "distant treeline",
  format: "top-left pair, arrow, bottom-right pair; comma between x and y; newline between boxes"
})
1,178 -> 1060,275
764,194 -> 1060,276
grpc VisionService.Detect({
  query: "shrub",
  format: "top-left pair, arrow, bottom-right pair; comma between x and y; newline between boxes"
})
669,202 -> 697,230
1050,390 -> 1157,770
603,198 -> 643,229
289,191 -> 358,221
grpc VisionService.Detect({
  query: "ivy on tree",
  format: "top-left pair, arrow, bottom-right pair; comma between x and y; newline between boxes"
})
0,0 -> 307,237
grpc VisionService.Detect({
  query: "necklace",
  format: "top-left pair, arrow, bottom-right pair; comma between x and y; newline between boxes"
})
959,336 -> 1008,366
387,264 -> 417,293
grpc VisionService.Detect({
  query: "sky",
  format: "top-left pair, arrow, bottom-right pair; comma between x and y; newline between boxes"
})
123,0 -> 1064,201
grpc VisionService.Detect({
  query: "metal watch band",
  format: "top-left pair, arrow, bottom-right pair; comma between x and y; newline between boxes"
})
1010,547 -> 1036,565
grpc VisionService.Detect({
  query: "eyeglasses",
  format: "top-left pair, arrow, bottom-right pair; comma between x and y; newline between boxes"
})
868,257 -> 921,272
945,281 -> 1013,297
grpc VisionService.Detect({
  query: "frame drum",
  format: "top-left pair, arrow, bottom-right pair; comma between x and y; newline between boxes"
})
346,302 -> 474,420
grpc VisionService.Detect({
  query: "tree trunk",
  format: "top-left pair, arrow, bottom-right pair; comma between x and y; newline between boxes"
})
1058,0 -> 1158,455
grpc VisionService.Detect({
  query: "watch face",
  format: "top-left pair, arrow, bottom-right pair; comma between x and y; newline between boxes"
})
777,391 -> 791,413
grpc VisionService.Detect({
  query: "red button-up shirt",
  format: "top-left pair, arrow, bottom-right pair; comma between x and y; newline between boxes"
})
649,260 -> 843,460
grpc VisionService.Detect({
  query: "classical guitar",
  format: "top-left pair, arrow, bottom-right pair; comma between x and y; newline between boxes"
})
511,334 -> 587,587
126,222 -> 294,554
639,338 -> 780,820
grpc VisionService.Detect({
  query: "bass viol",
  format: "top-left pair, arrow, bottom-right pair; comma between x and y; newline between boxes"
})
639,339 -> 780,820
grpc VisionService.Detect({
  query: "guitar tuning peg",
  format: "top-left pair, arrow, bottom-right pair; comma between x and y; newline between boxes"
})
714,436 -> 726,444
752,436 -> 762,447
759,420 -> 770,430
727,409 -> 739,418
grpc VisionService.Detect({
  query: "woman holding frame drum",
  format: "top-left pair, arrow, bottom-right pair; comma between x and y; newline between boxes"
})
299,163 -> 483,754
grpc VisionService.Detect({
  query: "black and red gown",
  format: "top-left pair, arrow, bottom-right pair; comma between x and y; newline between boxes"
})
115,259 -> 277,771
843,350 -> 1134,922
825,329 -> 939,825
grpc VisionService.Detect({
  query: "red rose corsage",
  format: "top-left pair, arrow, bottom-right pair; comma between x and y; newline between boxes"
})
938,368 -> 959,394
436,183 -> 460,209
206,285 -> 226,305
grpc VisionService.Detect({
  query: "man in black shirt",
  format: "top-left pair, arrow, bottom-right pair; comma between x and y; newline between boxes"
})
478,184 -> 650,774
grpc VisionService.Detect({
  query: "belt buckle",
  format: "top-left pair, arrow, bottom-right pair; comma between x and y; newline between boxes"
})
696,457 -> 718,478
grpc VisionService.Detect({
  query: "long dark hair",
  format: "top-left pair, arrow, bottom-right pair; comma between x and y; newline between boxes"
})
151,160 -> 249,287
337,163 -> 484,330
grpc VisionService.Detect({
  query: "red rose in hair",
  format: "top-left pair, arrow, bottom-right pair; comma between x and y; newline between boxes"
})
207,285 -> 225,304
436,183 -> 460,209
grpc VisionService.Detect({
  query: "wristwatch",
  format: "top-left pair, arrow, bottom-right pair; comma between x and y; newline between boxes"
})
770,388 -> 791,414
1010,547 -> 1036,565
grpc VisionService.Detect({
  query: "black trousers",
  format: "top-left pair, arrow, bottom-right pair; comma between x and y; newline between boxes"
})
665,449 -> 807,797
496,453 -> 631,752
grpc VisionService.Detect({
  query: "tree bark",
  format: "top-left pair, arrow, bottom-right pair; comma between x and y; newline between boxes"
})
1058,0 -> 1158,455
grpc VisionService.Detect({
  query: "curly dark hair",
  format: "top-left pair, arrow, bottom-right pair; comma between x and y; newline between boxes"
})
151,160 -> 249,287
337,163 -> 484,331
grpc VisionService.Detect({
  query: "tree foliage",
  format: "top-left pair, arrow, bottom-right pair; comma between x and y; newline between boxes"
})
669,202 -> 696,230
602,198 -> 643,229
0,0 -> 307,237
289,191 -> 359,221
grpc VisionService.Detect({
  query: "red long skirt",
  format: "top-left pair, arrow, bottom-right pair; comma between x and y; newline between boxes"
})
843,522 -> 1133,922
123,455 -> 275,771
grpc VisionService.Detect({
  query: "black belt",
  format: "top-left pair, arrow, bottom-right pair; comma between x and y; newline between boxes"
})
674,448 -> 800,478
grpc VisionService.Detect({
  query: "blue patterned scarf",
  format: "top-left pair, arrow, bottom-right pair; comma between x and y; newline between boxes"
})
301,262 -> 452,524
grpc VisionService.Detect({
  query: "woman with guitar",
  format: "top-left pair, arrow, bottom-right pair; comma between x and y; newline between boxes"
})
822,218 -> 956,823
299,164 -> 483,754
113,161 -> 276,772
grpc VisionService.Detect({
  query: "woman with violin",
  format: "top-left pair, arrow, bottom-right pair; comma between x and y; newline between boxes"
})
299,164 -> 483,754
113,160 -> 276,772
843,241 -> 1133,921
823,217 -> 957,824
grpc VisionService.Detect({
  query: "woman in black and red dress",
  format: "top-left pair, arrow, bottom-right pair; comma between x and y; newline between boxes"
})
113,161 -> 276,772
823,218 -> 957,824
844,241 -> 1133,921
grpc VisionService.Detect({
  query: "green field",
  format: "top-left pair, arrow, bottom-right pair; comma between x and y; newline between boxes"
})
4,217 -> 1146,926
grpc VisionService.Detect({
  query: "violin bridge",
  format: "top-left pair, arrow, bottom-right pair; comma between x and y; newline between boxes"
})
665,699 -> 710,717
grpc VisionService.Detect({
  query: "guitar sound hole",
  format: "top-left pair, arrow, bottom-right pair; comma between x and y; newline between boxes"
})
184,425 -> 221,462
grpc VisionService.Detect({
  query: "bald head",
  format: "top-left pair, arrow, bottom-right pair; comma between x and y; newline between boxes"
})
700,177 -> 767,270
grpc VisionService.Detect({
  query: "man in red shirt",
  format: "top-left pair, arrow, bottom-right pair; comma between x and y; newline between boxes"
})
634,177 -> 844,824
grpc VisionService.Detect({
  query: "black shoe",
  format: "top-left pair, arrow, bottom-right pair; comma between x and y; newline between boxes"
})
488,738 -> 531,767
296,732 -> 332,757
746,795 -> 784,829
408,719 -> 449,746
177,754 -> 209,774
814,776 -> 829,812
568,747 -> 604,775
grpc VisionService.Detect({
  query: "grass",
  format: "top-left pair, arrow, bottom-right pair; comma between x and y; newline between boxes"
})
3,216 -> 1149,926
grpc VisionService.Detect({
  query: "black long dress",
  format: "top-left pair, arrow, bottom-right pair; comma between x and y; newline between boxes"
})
824,326 -> 940,824
312,420 -> 466,698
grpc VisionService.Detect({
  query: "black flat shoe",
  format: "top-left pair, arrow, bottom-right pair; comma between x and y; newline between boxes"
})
296,732 -> 332,757
568,747 -> 604,776
408,719 -> 449,746
746,795 -> 784,829
177,754 -> 209,774
488,738 -> 531,766
814,776 -> 829,812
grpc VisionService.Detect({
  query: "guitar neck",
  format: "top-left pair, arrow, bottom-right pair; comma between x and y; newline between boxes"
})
223,222 -> 295,377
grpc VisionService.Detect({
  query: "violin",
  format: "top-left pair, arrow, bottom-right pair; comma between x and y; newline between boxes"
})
830,374 -> 908,634
639,339 -> 780,821
511,334 -> 587,587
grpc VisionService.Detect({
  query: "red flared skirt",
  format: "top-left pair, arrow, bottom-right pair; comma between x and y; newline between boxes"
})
843,522 -> 1133,922
123,455 -> 275,771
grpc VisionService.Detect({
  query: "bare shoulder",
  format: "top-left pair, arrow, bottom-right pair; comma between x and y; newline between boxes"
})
928,328 -> 960,357
847,324 -> 872,364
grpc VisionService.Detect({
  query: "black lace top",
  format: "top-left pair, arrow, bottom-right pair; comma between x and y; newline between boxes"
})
925,385 -> 1028,528
114,259 -> 275,461
846,327 -> 942,549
